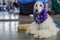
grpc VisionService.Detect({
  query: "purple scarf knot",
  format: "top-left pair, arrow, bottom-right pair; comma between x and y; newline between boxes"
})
34,8 -> 48,24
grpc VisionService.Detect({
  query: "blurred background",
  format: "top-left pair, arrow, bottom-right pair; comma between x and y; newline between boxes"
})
0,0 -> 60,40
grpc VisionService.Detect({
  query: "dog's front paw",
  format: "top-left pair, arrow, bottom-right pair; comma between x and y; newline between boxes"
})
34,30 -> 52,39
18,24 -> 29,31
34,32 -> 39,38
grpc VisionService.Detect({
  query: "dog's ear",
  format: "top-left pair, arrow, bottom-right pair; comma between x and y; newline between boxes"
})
33,3 -> 36,13
43,2 -> 46,8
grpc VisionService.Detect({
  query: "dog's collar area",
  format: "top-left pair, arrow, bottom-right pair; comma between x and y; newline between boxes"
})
34,8 -> 48,24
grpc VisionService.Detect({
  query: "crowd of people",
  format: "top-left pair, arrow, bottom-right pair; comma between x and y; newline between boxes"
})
0,1 -> 20,12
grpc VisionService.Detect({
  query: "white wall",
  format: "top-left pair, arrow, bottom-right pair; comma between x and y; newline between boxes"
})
5,0 -> 17,2
10,0 -> 17,2
0,0 -> 3,4
0,0 -> 17,3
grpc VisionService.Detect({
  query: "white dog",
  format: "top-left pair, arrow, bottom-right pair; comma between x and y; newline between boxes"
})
26,1 -> 59,39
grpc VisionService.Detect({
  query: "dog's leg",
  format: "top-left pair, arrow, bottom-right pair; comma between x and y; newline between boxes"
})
26,22 -> 39,34
34,30 -> 52,39
34,26 -> 59,39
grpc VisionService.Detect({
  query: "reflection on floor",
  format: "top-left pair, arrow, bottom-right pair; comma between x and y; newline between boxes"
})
0,22 -> 18,34
0,11 -> 19,40
0,11 -> 19,35
0,11 -> 18,19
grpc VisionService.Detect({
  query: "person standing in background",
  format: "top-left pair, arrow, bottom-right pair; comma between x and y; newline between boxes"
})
3,2 -> 7,11
6,1 -> 13,11
0,3 -> 4,11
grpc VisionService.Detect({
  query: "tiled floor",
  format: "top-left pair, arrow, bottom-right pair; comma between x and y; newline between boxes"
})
0,12 -> 60,40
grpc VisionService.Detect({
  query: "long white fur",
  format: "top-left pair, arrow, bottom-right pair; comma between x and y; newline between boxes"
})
26,2 -> 59,39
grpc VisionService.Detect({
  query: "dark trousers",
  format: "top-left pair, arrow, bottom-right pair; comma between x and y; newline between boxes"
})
20,2 -> 35,15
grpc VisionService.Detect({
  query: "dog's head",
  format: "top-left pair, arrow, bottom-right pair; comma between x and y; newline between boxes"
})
33,1 -> 47,24
34,2 -> 44,13
34,2 -> 46,13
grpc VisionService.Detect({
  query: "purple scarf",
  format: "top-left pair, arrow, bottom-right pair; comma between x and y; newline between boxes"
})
34,8 -> 48,24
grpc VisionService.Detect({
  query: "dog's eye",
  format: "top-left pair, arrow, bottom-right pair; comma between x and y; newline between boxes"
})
40,5 -> 42,7
36,4 -> 37,7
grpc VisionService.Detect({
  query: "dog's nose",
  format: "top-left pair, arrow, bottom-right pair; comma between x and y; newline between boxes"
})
36,10 -> 38,12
